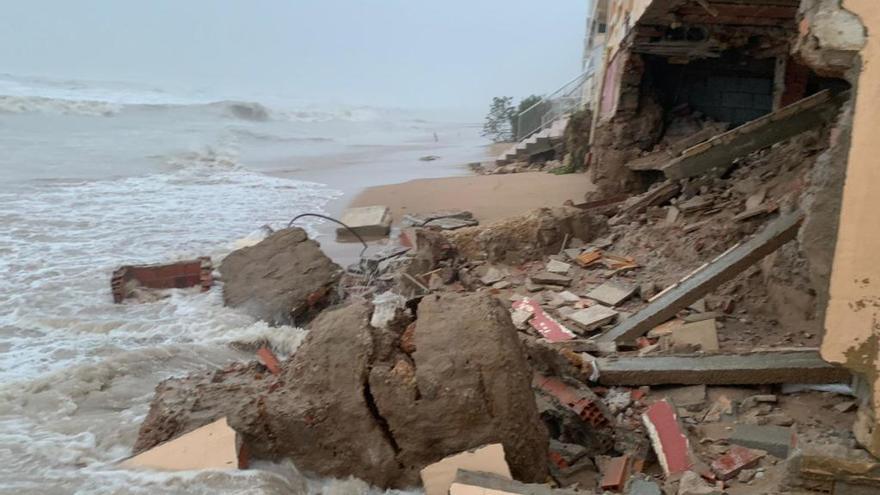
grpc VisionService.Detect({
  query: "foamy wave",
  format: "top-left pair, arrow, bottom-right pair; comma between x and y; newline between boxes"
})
0,95 -> 121,116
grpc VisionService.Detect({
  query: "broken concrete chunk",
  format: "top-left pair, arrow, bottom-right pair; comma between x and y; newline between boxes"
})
626,476 -> 662,495
370,292 -> 407,329
677,470 -> 722,495
531,272 -> 573,287
121,417 -> 242,471
546,260 -> 572,275
642,400 -> 692,477
670,319 -> 719,352
730,424 -> 796,459
563,248 -> 585,261
337,205 -> 392,240
493,280 -> 513,290
586,281 -> 637,307
219,228 -> 342,326
567,305 -> 619,333
663,385 -> 707,409
421,444 -> 512,495
557,291 -> 581,304
401,210 -> 478,230
745,188 -> 767,211
481,267 -> 506,286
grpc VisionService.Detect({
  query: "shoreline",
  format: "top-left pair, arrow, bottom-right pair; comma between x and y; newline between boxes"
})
267,140 -> 594,267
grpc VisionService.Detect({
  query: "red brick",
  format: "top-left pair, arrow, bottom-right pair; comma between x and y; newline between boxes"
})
600,455 -> 630,492
711,445 -> 765,481
642,400 -> 692,476
256,347 -> 282,375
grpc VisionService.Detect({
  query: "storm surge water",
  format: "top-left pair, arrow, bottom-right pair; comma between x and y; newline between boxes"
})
0,73 -> 483,494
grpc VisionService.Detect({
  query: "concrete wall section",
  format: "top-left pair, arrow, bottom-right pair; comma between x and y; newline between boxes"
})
822,0 -> 879,457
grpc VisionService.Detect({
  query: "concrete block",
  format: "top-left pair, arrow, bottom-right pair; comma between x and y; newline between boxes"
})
711,445 -> 764,480
531,272 -> 572,287
421,444 -> 512,495
671,319 -> 719,352
729,424 -> 796,459
626,476 -> 662,495
596,351 -> 848,386
586,282 -> 636,307
642,400 -> 692,476
121,417 -> 242,471
337,206 -> 392,240
663,385 -> 707,409
568,305 -> 619,333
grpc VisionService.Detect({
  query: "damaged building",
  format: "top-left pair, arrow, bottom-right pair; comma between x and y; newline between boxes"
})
120,1 -> 880,494
583,0 -> 878,466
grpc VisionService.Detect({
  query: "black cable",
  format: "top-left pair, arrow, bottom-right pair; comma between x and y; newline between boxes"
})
287,213 -> 369,260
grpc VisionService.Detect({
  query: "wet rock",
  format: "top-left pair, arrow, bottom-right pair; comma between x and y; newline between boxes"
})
219,227 -> 342,326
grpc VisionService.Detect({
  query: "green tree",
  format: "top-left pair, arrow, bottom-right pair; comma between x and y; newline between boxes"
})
481,96 -> 516,142
510,94 -> 544,140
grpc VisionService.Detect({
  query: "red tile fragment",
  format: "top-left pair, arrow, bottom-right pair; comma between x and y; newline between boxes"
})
256,346 -> 282,375
642,399 -> 692,476
711,445 -> 764,481
512,298 -> 575,342
600,455 -> 630,492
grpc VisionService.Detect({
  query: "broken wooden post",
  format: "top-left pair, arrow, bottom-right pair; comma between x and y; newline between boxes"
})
595,350 -> 849,386
596,212 -> 803,343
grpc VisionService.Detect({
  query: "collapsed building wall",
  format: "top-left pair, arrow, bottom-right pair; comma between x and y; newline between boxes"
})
585,0 -> 877,457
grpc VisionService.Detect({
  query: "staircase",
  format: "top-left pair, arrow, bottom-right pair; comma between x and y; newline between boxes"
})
494,116 -> 570,166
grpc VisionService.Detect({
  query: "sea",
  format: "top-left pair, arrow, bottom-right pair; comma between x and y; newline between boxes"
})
0,73 -> 487,494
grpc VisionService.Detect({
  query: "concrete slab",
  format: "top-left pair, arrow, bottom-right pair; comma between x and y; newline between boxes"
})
586,282 -> 636,307
661,90 -> 840,180
421,444 -> 512,495
120,417 -> 241,471
595,351 -> 849,386
337,206 -> 392,240
531,272 -> 573,287
671,319 -> 719,352
546,260 -> 572,275
597,212 -> 804,343
568,305 -> 619,333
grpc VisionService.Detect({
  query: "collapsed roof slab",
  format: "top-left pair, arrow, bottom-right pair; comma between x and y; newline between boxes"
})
595,351 -> 850,386
660,90 -> 841,180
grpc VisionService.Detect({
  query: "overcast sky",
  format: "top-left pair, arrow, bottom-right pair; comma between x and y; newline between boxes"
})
0,1 -> 588,113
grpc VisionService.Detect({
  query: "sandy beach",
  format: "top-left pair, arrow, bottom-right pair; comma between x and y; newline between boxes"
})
270,140 -> 595,266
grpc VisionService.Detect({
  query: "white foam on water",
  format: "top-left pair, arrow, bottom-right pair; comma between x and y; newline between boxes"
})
0,151 -> 408,493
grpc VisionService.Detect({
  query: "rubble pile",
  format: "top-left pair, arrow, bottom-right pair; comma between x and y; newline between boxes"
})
132,293 -> 549,489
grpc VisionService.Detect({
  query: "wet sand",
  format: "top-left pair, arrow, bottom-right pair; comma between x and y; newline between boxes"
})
268,140 -> 594,267
350,171 -> 595,223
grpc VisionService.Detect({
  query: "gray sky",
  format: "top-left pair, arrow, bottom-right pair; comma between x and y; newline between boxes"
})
1,1 -> 587,114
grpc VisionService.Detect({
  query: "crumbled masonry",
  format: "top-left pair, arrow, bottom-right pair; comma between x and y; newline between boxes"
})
128,1 -> 880,491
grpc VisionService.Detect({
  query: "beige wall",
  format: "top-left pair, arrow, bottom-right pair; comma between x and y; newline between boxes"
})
822,0 -> 880,456
605,0 -> 653,60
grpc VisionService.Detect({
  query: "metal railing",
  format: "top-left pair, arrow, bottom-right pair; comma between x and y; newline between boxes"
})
514,47 -> 602,141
